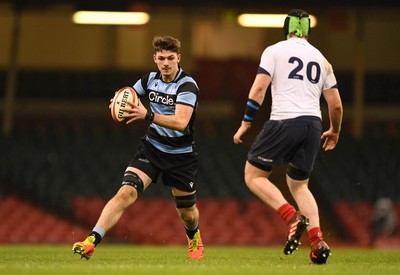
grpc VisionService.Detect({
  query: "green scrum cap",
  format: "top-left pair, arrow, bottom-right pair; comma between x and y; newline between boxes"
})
283,9 -> 311,38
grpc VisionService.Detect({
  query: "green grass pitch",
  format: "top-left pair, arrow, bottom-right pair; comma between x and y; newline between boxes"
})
1,245 -> 400,275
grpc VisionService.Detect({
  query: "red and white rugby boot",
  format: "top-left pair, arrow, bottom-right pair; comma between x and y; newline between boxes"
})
310,240 -> 331,264
283,213 -> 310,255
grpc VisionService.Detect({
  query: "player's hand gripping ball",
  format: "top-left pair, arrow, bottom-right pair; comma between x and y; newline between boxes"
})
110,86 -> 139,122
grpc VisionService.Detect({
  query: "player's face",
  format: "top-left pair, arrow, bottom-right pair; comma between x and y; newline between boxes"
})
153,50 -> 181,82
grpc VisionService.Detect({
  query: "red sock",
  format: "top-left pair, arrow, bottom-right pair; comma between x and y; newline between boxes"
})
277,203 -> 296,223
308,227 -> 323,247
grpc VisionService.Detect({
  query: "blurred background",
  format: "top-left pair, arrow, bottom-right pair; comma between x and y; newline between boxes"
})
0,0 -> 399,248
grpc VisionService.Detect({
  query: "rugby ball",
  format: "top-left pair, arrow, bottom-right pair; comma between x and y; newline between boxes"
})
111,86 -> 138,122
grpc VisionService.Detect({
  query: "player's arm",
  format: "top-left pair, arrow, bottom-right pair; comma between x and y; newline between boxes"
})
233,73 -> 271,144
247,73 -> 271,106
151,103 -> 193,131
122,100 -> 193,131
321,88 -> 343,151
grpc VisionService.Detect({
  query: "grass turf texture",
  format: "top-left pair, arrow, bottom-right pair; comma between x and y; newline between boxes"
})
0,245 -> 400,275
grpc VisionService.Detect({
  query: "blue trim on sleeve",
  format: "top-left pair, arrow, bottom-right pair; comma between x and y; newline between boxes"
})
257,67 -> 271,76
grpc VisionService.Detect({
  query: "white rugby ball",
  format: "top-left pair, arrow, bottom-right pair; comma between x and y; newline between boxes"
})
111,86 -> 138,122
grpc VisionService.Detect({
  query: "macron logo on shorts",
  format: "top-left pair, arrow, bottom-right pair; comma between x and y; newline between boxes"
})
138,158 -> 150,163
257,156 -> 273,163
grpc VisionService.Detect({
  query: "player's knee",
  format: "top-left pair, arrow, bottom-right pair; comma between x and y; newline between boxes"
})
244,173 -> 259,192
121,170 -> 144,194
244,165 -> 272,190
286,165 -> 310,181
174,193 -> 197,209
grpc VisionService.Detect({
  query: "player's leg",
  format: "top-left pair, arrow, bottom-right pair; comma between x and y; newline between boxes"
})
244,161 -> 309,254
286,118 -> 331,264
286,172 -> 318,231
244,119 -> 307,245
172,187 -> 203,260
95,168 -> 151,232
244,161 -> 287,209
72,167 -> 152,259
287,173 -> 330,264
162,147 -> 203,259
173,189 -> 199,231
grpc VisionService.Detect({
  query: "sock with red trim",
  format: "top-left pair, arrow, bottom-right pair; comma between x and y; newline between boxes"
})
277,203 -> 297,223
308,227 -> 323,247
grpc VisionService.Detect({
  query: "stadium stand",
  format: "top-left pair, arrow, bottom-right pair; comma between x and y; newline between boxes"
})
309,120 -> 400,246
0,195 -> 87,244
71,196 -> 288,245
1,116 -> 399,246
1,65 -> 400,246
2,67 -> 399,103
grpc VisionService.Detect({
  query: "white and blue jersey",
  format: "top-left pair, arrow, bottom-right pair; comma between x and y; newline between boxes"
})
133,67 -> 199,154
259,37 -> 338,120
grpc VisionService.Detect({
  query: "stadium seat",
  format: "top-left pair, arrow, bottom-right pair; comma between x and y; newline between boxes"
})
0,195 -> 88,244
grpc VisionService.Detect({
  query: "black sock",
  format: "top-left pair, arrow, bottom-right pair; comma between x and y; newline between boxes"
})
89,231 -> 102,246
185,226 -> 199,239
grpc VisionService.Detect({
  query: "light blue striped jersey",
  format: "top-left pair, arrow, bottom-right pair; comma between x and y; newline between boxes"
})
133,67 -> 199,154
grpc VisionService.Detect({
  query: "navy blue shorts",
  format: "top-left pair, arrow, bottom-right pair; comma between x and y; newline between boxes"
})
128,137 -> 198,193
247,116 -> 322,173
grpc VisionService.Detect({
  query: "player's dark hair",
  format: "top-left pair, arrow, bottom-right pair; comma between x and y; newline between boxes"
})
152,35 -> 181,54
